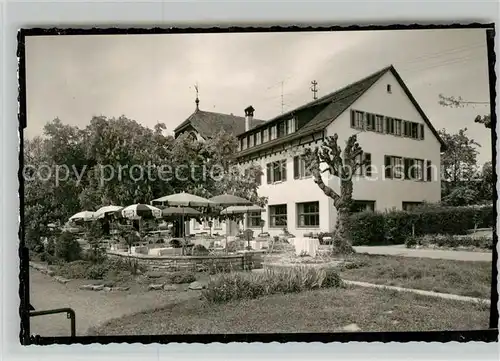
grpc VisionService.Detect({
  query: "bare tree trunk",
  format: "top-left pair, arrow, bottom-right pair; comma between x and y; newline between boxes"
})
333,207 -> 355,254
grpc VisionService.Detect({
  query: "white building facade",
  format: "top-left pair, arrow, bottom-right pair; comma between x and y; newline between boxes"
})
178,65 -> 445,237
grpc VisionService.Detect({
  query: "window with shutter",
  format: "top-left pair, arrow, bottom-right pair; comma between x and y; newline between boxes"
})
293,156 -> 299,179
419,124 -> 424,140
375,115 -> 384,132
393,156 -> 403,179
384,155 -> 392,178
395,119 -> 402,136
404,158 -> 417,179
364,153 -> 372,176
350,110 -> 356,128
426,160 -> 432,181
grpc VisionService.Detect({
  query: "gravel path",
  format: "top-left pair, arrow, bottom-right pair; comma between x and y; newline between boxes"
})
353,245 -> 492,262
29,269 -> 200,337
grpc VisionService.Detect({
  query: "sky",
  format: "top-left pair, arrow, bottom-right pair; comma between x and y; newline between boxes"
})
25,29 -> 492,165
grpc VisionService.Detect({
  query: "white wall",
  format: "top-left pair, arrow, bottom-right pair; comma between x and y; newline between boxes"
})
245,147 -> 333,237
325,70 -> 442,225
238,71 -> 441,237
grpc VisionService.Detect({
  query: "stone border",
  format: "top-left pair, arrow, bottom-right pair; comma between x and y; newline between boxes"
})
29,262 -> 71,284
107,250 -> 266,260
344,280 -> 490,304
29,261 -> 131,292
259,262 -> 490,304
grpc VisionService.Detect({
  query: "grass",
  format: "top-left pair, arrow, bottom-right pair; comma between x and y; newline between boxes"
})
338,254 -> 492,299
91,286 -> 490,335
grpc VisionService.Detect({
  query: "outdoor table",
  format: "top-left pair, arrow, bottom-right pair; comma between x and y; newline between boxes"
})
290,237 -> 320,257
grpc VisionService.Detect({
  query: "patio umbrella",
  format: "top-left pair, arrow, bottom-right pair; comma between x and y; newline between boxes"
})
152,192 -> 216,208
161,206 -> 202,242
69,211 -> 95,222
208,194 -> 253,206
121,204 -> 162,219
94,205 -> 123,219
221,205 -> 266,215
209,194 -> 253,248
161,206 -> 201,217
221,205 -> 266,250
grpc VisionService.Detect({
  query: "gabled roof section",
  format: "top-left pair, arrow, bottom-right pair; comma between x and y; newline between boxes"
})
174,110 -> 266,139
238,65 -> 391,140
237,65 -> 446,158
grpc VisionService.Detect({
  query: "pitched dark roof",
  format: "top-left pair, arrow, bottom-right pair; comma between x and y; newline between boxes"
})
237,65 -> 446,158
174,110 -> 266,139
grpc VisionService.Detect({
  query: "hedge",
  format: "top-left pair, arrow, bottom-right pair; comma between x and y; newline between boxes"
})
347,205 -> 493,246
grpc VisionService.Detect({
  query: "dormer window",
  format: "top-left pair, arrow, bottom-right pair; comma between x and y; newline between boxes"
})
262,128 -> 269,143
277,121 -> 286,138
387,84 -> 392,93
270,126 -> 277,140
255,132 -> 261,145
248,134 -> 254,148
287,117 -> 296,134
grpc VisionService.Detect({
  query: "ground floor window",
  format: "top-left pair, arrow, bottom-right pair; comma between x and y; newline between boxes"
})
247,212 -> 262,228
269,204 -> 287,228
297,201 -> 320,228
402,201 -> 423,211
350,200 -> 376,213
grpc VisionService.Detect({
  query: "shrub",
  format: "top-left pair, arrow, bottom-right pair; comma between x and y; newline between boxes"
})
202,267 -> 343,304
56,260 -> 91,279
40,252 -> 60,265
192,244 -> 209,256
169,239 -> 183,248
166,271 -> 196,284
226,240 -> 245,253
54,231 -> 82,262
405,235 -> 419,248
26,228 -> 45,253
347,211 -> 387,246
107,257 -> 146,275
86,264 -> 108,280
407,234 -> 493,250
347,205 -> 494,246
208,261 -> 234,275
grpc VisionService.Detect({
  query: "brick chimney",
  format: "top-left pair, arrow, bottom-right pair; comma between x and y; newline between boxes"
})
244,105 -> 255,132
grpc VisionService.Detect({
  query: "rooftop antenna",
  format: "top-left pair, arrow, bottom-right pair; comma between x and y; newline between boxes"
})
281,80 -> 285,114
310,80 -> 318,100
194,83 -> 200,111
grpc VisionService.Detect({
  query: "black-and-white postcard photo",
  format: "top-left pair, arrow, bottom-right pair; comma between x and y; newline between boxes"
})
18,25 -> 497,345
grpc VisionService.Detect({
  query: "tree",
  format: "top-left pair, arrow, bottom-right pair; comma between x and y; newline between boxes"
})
201,130 -> 267,207
24,123 -> 84,249
438,128 -> 482,205
438,94 -> 491,129
83,221 -> 107,263
304,134 -> 368,254
476,160 -> 494,204
54,231 -> 82,262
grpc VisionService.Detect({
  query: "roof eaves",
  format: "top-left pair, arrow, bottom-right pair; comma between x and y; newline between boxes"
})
388,66 -> 447,151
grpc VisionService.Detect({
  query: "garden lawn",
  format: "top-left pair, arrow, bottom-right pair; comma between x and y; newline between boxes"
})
338,254 -> 492,299
92,286 -> 489,335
